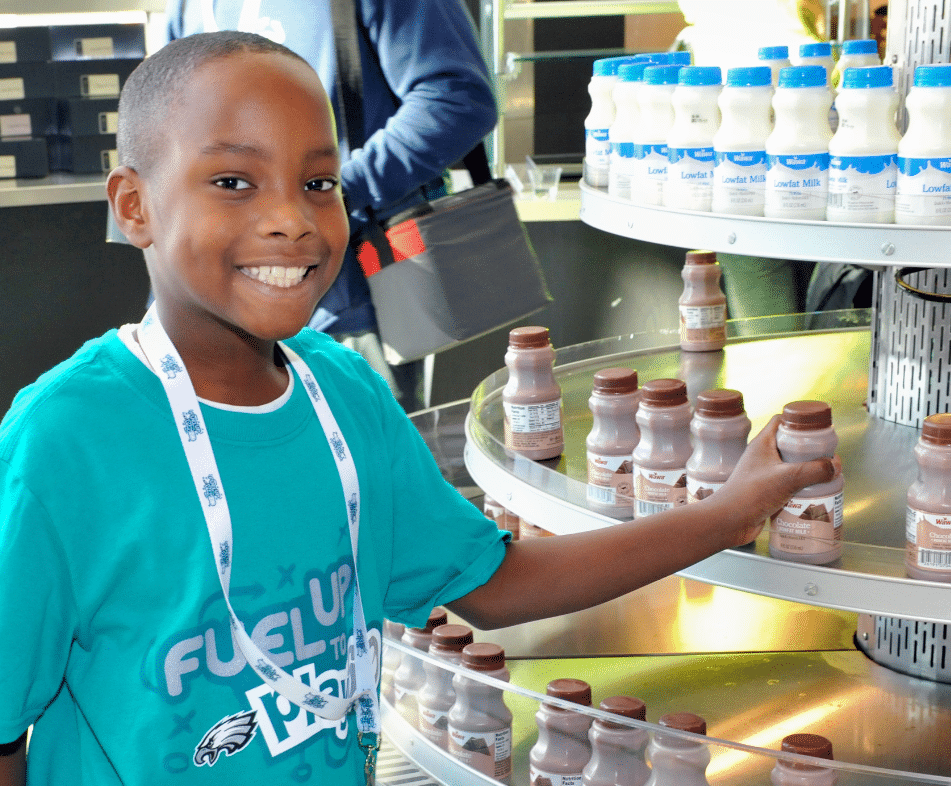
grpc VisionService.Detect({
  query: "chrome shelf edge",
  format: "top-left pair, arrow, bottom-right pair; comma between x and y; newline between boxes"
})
678,550 -> 951,626
579,182 -> 951,267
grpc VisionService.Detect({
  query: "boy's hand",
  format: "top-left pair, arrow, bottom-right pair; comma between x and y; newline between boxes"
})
706,415 -> 837,548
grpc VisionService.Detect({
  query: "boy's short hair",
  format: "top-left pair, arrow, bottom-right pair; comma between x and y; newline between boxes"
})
117,31 -> 310,176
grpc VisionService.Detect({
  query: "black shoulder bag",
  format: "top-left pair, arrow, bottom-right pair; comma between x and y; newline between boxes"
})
329,0 -> 551,365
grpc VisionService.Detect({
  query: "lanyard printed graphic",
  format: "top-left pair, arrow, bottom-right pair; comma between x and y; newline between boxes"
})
136,306 -> 380,743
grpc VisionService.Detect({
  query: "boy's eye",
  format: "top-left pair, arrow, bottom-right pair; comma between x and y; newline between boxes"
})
214,176 -> 252,190
306,177 -> 338,192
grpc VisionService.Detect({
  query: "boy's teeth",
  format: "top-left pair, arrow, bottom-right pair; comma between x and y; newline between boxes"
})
240,265 -> 308,288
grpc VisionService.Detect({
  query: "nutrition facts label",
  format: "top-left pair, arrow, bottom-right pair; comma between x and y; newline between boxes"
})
503,400 -> 562,434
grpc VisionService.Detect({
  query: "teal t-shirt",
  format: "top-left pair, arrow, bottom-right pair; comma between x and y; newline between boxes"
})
0,329 -> 507,784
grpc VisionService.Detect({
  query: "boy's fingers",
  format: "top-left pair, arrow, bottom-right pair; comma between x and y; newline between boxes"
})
787,456 -> 837,492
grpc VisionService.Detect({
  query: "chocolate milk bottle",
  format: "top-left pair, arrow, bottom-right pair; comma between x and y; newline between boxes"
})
484,494 -> 520,540
632,379 -> 692,518
381,619 -> 405,705
686,389 -> 751,503
644,712 -> 710,786
771,733 -> 836,786
393,607 -> 448,726
770,401 -> 844,565
447,643 -> 513,783
529,678 -> 594,786
582,696 -> 649,786
586,368 -> 640,518
418,624 -> 474,748
503,326 -> 564,461
906,413 -> 951,582
679,250 -> 727,352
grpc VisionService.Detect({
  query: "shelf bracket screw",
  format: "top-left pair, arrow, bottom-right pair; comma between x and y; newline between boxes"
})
727,232 -> 737,245
881,242 -> 895,256
804,582 -> 818,597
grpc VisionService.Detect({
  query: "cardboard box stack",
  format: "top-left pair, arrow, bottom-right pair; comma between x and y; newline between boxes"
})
0,24 -> 144,178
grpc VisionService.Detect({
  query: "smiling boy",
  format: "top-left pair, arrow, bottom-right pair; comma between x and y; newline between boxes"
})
0,32 -> 833,785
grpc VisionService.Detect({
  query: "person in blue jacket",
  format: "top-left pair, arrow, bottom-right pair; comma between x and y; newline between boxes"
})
167,0 -> 499,412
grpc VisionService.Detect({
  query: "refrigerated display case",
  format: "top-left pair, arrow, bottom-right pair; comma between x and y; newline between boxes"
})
389,0 -> 951,766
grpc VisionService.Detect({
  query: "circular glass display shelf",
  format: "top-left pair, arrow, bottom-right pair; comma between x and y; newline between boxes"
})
578,181 -> 951,267
464,316 -> 951,625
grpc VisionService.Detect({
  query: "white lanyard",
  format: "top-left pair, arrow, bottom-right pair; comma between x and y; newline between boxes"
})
136,306 -> 379,738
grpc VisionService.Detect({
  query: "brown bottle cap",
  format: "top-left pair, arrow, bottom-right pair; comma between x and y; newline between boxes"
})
509,325 -> 551,349
598,696 -> 647,728
409,607 -> 448,635
383,619 -> 405,640
685,250 -> 718,265
781,733 -> 834,768
640,378 -> 688,406
696,389 -> 744,417
922,413 -> 951,445
593,368 -> 639,395
780,400 -> 833,430
659,712 -> 706,735
545,678 -> 592,707
430,624 -> 474,655
461,642 -> 506,671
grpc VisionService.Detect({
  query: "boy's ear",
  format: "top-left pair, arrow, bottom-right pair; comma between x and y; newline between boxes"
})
107,166 -> 152,249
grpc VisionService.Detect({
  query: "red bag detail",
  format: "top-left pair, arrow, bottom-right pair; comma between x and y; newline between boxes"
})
385,219 -> 426,262
356,239 -> 382,277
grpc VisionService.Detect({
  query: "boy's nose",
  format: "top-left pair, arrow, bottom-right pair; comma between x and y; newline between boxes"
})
258,193 -> 317,241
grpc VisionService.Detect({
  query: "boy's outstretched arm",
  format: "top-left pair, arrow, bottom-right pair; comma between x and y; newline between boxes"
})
0,732 -> 27,786
448,416 -> 836,631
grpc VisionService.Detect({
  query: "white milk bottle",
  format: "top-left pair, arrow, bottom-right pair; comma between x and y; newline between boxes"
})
758,45 -> 790,87
632,64 -> 681,206
665,66 -> 721,212
765,65 -> 832,220
713,66 -> 772,215
830,39 -> 880,91
797,42 -> 837,130
797,42 -> 834,81
896,64 -> 951,225
827,65 -> 899,223
609,63 -> 647,200
585,57 -> 628,188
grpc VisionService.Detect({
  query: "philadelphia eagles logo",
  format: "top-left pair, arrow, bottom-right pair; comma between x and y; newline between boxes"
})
194,710 -> 258,767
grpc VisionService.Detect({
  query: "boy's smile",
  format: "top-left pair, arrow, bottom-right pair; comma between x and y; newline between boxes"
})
109,50 -> 349,403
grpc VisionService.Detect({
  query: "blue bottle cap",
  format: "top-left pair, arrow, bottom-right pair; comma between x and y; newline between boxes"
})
643,64 -> 683,86
618,63 -> 648,83
633,52 -> 670,64
800,42 -> 832,59
914,63 -> 951,88
726,66 -> 772,87
842,65 -> 893,89
778,65 -> 827,88
758,45 -> 789,61
633,51 -> 691,66
841,39 -> 878,56
593,56 -> 636,77
678,65 -> 722,87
